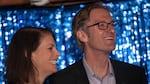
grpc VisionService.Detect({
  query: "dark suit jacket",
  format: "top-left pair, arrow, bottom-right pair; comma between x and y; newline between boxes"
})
48,59 -> 148,84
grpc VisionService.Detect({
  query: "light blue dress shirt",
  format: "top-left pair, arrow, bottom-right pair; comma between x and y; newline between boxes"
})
83,57 -> 116,84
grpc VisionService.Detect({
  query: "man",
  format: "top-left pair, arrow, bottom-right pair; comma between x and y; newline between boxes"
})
49,2 -> 148,84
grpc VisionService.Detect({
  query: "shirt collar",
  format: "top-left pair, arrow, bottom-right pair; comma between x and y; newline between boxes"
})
83,56 -> 115,78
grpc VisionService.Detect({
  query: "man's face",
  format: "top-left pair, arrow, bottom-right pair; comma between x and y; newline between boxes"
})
85,8 -> 116,53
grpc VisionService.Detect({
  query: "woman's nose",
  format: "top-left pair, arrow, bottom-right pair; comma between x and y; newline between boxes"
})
55,49 -> 60,57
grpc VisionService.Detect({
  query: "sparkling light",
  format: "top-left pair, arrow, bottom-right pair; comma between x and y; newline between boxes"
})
0,0 -> 149,83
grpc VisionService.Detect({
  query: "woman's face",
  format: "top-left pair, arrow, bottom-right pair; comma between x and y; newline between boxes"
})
31,34 -> 60,77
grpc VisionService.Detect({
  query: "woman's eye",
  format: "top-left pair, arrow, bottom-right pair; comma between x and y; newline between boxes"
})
48,47 -> 53,50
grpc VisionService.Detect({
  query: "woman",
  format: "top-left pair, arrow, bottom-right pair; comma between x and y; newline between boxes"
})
5,26 -> 60,84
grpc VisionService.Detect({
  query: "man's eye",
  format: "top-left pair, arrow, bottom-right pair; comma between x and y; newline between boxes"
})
99,23 -> 105,27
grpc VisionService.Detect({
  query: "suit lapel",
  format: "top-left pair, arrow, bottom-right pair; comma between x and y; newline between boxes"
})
110,59 -> 124,84
74,60 -> 90,84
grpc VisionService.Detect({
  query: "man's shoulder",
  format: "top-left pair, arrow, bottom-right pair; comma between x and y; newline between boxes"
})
52,59 -> 83,76
59,59 -> 83,72
48,59 -> 86,83
111,59 -> 144,71
110,59 -> 148,84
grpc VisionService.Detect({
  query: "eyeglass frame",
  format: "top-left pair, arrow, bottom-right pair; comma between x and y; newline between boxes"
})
87,21 -> 118,30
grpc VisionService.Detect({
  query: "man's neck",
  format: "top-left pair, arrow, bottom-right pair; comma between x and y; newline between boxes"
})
84,52 -> 110,79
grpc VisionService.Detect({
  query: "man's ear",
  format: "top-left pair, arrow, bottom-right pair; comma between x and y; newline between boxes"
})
76,30 -> 88,42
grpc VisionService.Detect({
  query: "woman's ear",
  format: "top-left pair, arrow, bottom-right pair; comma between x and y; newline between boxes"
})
76,30 -> 88,42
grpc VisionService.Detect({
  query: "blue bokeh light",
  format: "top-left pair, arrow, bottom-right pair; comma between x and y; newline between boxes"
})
0,0 -> 150,83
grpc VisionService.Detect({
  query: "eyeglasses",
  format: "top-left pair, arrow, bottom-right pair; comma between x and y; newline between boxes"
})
87,21 -> 118,30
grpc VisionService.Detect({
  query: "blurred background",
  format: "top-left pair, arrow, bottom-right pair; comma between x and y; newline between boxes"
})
0,0 -> 150,84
